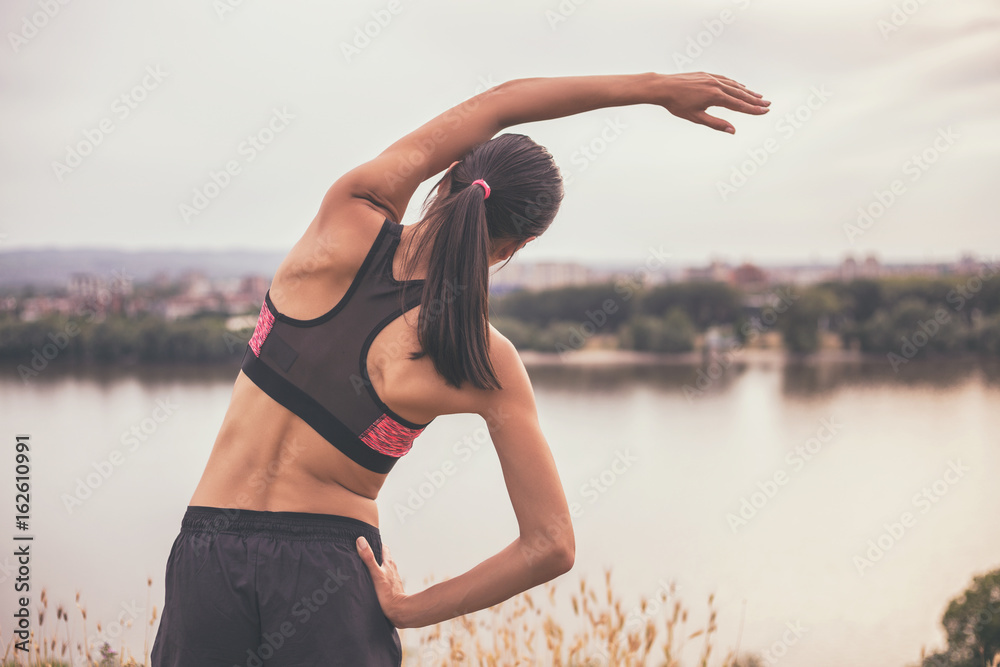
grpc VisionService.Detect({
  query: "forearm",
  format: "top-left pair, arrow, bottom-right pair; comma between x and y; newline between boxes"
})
491,72 -> 660,129
373,72 -> 659,198
395,534 -> 571,629
349,71 -> 763,219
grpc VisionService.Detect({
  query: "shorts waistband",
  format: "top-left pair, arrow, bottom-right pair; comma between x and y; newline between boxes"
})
181,505 -> 382,548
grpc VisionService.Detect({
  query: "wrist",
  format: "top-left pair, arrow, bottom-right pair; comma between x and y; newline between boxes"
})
641,71 -> 676,107
391,592 -> 419,629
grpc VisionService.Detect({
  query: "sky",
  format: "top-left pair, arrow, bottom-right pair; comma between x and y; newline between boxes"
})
1,0 -> 998,268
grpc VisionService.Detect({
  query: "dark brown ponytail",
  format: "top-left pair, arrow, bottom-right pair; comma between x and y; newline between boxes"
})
400,134 -> 564,390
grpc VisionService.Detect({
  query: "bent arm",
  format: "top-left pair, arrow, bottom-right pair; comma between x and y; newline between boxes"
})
321,72 -> 769,223
359,333 -> 575,629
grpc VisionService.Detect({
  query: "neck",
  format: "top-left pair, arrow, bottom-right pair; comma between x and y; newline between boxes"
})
398,219 -> 503,281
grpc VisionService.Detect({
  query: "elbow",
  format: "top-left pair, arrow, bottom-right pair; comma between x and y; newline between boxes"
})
527,535 -> 575,580
549,540 -> 575,576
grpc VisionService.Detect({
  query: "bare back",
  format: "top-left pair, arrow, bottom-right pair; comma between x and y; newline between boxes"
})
188,201 -> 489,527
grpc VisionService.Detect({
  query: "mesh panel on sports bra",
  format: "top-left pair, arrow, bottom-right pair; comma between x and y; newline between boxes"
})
240,218 -> 432,473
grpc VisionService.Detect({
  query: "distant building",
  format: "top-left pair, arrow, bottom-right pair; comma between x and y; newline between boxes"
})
68,273 -> 106,299
839,256 -> 857,282
239,275 -> 269,299
491,261 -> 595,291
19,297 -> 76,321
841,254 -> 881,281
179,271 -> 212,297
731,262 -> 768,290
685,261 -> 730,283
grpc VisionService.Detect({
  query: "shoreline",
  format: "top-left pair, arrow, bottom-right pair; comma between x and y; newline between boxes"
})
519,347 -> 921,366
5,347 -> 1000,381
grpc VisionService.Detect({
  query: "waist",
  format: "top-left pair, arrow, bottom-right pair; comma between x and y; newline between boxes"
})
181,505 -> 382,549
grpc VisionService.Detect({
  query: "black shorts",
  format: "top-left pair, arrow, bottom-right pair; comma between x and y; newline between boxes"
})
150,505 -> 402,667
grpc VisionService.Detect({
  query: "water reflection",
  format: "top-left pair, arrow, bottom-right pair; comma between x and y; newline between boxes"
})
521,356 -> 1000,398
8,355 -> 1000,398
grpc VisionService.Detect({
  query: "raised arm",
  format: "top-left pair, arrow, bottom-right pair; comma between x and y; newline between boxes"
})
321,72 -> 769,223
356,331 -> 576,628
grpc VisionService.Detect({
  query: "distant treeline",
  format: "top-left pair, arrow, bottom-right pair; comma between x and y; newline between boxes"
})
3,272 -> 1000,376
489,271 -> 1000,361
0,311 -> 249,378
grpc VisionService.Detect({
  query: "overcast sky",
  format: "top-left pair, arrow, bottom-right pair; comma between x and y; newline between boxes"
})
1,0 -> 997,267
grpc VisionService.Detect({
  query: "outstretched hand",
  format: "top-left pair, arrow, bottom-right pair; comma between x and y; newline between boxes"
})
357,536 -> 410,628
657,72 -> 770,134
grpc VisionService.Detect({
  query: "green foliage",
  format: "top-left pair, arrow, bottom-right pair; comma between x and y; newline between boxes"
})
491,283 -> 632,330
638,281 -> 741,329
621,308 -> 696,353
921,567 -> 1000,667
7,270 -> 1000,364
0,313 -> 242,365
976,314 -> 1000,355
776,286 -> 841,354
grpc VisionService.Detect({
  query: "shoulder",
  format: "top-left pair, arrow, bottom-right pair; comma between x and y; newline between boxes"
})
276,197 -> 391,282
414,324 -> 532,421
475,325 -> 535,413
487,325 -> 526,383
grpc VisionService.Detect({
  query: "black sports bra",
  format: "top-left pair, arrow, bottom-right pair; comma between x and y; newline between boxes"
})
240,218 -> 433,473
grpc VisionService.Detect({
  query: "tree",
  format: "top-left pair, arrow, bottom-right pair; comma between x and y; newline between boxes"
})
622,308 -> 696,353
777,287 -> 840,354
639,282 -> 741,329
921,567 -> 1000,667
491,283 -> 633,330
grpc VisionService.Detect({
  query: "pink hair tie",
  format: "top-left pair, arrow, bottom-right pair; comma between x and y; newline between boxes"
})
471,178 -> 491,200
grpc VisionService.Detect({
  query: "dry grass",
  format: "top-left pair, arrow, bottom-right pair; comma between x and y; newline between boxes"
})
0,579 -> 156,667
0,569 -> 755,666
405,567 -> 754,667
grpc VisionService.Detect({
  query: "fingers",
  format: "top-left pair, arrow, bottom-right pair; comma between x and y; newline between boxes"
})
691,111 -> 735,134
356,536 -> 379,571
710,73 -> 745,89
721,82 -> 770,108
709,73 -> 765,98
714,88 -> 770,116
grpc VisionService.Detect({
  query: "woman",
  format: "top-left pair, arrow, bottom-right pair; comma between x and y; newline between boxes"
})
151,71 -> 769,666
